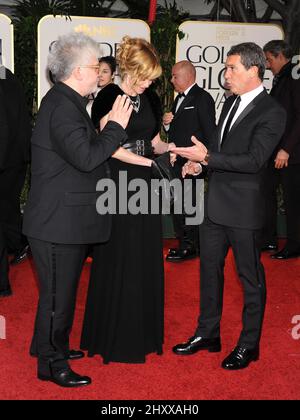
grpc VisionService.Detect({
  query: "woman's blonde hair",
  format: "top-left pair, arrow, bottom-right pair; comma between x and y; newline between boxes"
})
116,36 -> 162,84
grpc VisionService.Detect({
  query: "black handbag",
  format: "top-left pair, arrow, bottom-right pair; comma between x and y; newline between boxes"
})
151,152 -> 177,206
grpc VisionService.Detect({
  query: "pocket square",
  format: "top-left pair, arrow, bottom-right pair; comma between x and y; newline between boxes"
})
184,106 -> 195,110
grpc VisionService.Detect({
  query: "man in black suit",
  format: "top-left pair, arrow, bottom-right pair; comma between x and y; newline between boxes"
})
23,32 -> 132,387
0,66 -> 31,297
262,40 -> 300,259
171,43 -> 286,370
163,61 -> 216,262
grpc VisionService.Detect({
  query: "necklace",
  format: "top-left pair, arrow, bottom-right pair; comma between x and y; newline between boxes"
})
129,94 -> 141,113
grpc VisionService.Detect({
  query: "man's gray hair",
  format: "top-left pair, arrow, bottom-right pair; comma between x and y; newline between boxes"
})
263,40 -> 293,60
227,42 -> 266,81
48,32 -> 101,82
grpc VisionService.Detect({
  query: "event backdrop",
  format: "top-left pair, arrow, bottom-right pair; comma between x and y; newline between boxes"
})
37,15 -> 150,106
177,21 -> 284,119
0,13 -> 14,72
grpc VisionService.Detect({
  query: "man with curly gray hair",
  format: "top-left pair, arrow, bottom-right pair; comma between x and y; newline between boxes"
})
23,32 -> 132,388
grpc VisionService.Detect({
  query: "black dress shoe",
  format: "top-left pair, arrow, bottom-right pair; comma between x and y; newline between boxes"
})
0,286 -> 12,297
173,336 -> 221,355
166,248 -> 198,262
68,350 -> 85,360
167,248 -> 178,256
10,245 -> 30,265
261,244 -> 278,252
31,349 -> 84,360
38,367 -> 91,388
270,248 -> 300,260
221,346 -> 259,370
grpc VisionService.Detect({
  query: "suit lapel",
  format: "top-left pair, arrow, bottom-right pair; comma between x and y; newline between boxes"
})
217,96 -> 235,151
173,95 -> 193,120
220,90 -> 268,149
172,84 -> 198,120
171,95 -> 180,114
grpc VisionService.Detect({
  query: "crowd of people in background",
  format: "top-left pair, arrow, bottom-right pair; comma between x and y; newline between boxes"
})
0,31 -> 298,387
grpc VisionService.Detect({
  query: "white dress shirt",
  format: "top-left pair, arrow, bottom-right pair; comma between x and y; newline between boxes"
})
164,83 -> 197,132
220,84 -> 264,142
175,83 -> 196,113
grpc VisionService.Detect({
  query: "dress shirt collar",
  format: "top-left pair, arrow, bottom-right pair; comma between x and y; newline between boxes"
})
183,83 -> 196,97
239,84 -> 264,107
220,84 -> 264,141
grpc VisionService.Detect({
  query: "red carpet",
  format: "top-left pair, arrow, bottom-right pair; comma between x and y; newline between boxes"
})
1,239 -> 300,400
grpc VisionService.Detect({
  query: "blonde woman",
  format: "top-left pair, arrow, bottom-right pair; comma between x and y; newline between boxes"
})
81,37 -> 172,364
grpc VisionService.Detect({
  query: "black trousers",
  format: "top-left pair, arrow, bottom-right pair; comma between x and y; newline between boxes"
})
28,237 -> 88,376
263,163 -> 300,251
0,164 -> 28,252
0,223 -> 9,290
196,217 -> 266,349
171,170 -> 200,250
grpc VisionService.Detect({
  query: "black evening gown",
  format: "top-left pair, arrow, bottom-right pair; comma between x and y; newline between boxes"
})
80,84 -> 164,363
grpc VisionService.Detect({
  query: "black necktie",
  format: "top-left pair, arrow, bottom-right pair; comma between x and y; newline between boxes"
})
221,96 -> 241,144
173,92 -> 185,113
272,74 -> 280,88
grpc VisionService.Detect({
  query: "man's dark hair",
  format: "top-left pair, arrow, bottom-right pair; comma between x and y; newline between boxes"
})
99,55 -> 117,74
263,40 -> 293,60
227,42 -> 266,81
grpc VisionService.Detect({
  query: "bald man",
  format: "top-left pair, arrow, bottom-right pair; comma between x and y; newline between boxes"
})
164,61 -> 216,262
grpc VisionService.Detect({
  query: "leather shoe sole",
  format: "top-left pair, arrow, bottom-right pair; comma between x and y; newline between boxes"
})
222,347 -> 259,370
68,350 -> 85,360
271,250 -> 300,259
167,248 -> 178,255
261,244 -> 278,252
38,369 -> 91,388
166,249 -> 198,262
173,336 -> 221,355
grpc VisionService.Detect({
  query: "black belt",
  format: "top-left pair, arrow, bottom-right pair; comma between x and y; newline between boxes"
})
122,139 -> 154,157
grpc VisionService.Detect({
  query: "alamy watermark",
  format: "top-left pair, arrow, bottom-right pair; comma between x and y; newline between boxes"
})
292,55 -> 300,80
291,315 -> 300,340
0,65 -> 7,80
96,172 -> 205,226
0,315 -> 6,340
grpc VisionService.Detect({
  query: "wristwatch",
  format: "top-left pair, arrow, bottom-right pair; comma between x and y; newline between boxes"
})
204,151 -> 210,163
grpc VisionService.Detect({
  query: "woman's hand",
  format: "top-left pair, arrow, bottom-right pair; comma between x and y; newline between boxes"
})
170,152 -> 177,166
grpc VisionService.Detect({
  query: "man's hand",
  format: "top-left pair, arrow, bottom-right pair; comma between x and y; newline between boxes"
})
170,136 -> 208,162
275,149 -> 289,169
108,95 -> 133,129
163,112 -> 174,125
182,161 -> 202,178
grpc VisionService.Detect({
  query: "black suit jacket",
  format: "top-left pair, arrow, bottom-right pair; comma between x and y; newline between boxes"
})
168,84 -> 216,170
270,62 -> 300,164
23,82 -> 127,244
0,67 -> 31,169
206,90 -> 286,230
